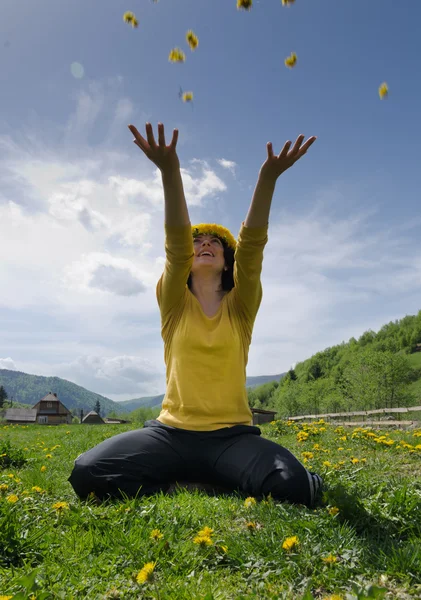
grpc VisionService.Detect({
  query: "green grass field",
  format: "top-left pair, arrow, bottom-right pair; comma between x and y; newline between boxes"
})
1,421 -> 421,600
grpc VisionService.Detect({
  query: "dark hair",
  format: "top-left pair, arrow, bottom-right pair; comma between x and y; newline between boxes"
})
187,240 -> 235,292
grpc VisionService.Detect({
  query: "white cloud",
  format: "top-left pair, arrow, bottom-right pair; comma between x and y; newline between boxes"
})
0,358 -> 17,371
217,158 -> 237,176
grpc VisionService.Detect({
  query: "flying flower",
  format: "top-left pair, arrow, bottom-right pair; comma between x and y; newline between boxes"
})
282,535 -> 299,551
150,529 -> 163,541
182,91 -> 193,102
237,0 -> 252,10
379,82 -> 388,99
136,561 -> 156,584
186,30 -> 198,50
123,12 -> 139,28
285,52 -> 297,68
169,48 -> 186,63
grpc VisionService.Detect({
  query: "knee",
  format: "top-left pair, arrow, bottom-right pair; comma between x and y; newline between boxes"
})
261,467 -> 315,507
68,454 -> 98,500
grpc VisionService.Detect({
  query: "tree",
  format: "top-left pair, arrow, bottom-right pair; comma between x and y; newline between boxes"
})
0,386 -> 8,409
94,400 -> 101,415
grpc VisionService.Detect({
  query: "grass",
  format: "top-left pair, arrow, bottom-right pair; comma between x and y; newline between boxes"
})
1,421 -> 421,599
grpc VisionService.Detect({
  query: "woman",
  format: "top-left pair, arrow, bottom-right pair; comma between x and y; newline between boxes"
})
68,123 -> 322,507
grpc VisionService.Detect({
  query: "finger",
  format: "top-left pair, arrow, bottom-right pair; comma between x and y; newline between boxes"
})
158,123 -> 166,147
296,136 -> 317,158
267,142 -> 274,159
145,123 -> 157,149
290,134 -> 305,156
278,140 -> 292,159
128,124 -> 149,151
169,128 -> 179,149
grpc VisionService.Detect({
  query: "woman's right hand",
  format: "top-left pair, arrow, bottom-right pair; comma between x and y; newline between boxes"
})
128,122 -> 180,172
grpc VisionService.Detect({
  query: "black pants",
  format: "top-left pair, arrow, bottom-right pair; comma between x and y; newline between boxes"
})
68,420 -> 321,507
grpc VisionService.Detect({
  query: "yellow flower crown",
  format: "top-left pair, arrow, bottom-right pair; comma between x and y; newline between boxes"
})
191,223 -> 237,250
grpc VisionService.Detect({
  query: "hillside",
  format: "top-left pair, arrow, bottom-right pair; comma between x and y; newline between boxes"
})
248,310 -> 421,417
0,370 -> 118,415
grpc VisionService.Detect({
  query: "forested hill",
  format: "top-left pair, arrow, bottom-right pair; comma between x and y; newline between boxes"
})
0,370 -> 118,415
247,310 -> 421,417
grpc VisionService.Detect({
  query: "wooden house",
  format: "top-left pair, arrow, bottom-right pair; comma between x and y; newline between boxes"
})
82,411 -> 105,424
5,408 -> 37,424
32,392 -> 72,425
251,407 -> 277,425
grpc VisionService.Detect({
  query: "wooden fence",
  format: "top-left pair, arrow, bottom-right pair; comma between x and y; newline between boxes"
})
285,405 -> 421,428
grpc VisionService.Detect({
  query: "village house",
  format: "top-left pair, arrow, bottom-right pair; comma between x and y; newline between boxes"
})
5,392 -> 72,425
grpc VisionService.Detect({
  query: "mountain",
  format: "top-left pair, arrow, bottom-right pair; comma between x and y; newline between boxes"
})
115,374 -> 286,412
0,369 -> 118,415
0,369 -> 285,415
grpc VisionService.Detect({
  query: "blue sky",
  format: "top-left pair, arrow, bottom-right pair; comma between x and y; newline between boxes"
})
1,0 -> 421,401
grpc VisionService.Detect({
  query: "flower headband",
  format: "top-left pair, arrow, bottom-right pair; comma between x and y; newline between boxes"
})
191,223 -> 237,250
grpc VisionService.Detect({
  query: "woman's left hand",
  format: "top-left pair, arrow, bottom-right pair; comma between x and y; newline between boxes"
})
260,134 -> 317,181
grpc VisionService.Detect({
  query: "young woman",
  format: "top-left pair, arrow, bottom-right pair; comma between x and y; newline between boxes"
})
68,123 -> 322,507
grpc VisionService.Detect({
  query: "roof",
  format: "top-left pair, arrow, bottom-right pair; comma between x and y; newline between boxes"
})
5,408 -> 37,422
82,411 -> 105,423
40,392 -> 60,402
251,408 -> 277,415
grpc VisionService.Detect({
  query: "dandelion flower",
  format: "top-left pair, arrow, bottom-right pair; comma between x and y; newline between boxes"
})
246,521 -> 256,530
186,30 -> 198,50
123,12 -> 139,28
52,501 -> 69,512
198,526 -> 214,537
0,595 -> 14,600
351,458 -> 360,464
379,82 -> 388,99
0,484 -> 8,492
323,595 -> 343,600
6,494 -> 19,503
328,506 -> 339,516
244,496 -> 256,507
282,0 -> 295,4
282,535 -> 299,551
45,454 -> 52,459
136,561 -> 156,584
40,466 -> 46,472
285,52 -> 297,68
323,461 -> 332,468
237,0 -> 252,10
322,554 -> 338,564
182,91 -> 193,103
193,534 -> 213,546
32,486 -> 43,493
169,48 -> 186,63
150,529 -> 163,541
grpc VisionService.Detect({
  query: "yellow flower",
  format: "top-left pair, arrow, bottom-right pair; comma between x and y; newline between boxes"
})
66,431 -> 70,434
198,526 -> 214,537
123,12 -> 139,28
322,554 -> 338,564
7,473 -> 14,479
186,30 -> 198,50
337,447 -> 344,451
246,521 -> 256,530
136,561 -> 156,584
323,461 -> 332,468
379,82 -> 388,99
32,486 -> 43,493
244,496 -> 257,507
0,595 -> 14,600
297,431 -> 309,442
284,52 -> 297,68
45,454 -> 52,459
52,501 -> 69,512
282,535 -> 299,551
0,484 -> 8,492
150,528 -> 163,541
237,0 -> 252,10
182,91 -> 193,103
323,595 -> 343,600
192,223 -> 237,250
193,534 -> 213,546
282,0 -> 295,4
302,451 -> 314,460
351,458 -> 360,464
328,506 -> 339,516
7,494 -> 19,503
40,466 -> 46,472
339,436 -> 347,441
169,48 -> 186,63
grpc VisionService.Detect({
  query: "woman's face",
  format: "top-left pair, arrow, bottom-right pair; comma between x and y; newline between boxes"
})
191,235 -> 226,275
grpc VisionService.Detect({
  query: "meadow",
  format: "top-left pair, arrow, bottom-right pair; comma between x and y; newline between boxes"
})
1,420 -> 421,600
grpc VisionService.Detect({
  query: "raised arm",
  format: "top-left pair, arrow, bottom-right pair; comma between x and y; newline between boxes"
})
234,134 -> 317,323
128,123 -> 193,320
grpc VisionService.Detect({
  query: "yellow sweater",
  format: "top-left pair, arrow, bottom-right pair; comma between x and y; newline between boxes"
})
156,221 -> 268,431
